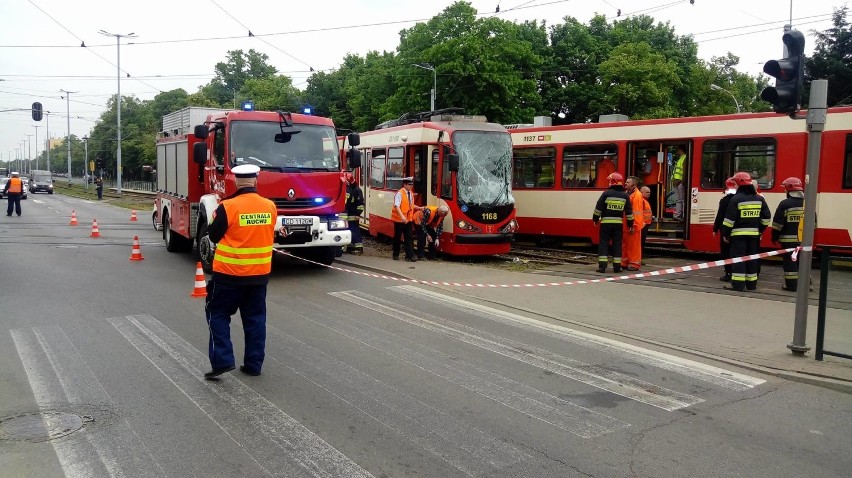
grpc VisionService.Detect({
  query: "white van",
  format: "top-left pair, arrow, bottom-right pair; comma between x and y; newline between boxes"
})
29,170 -> 53,194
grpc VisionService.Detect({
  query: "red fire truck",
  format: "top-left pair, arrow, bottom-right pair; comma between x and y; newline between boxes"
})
153,106 -> 361,271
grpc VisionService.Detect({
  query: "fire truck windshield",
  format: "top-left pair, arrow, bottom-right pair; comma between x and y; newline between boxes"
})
229,121 -> 340,172
454,131 -> 514,207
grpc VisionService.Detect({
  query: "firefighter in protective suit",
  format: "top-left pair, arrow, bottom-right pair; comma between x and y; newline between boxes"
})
721,172 -> 772,292
771,177 -> 805,291
342,172 -> 364,254
593,172 -> 633,273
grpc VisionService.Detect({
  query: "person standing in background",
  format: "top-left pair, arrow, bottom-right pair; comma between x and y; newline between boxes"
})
672,146 -> 687,221
620,176 -> 645,271
342,172 -> 364,255
3,171 -> 24,216
639,186 -> 653,263
391,177 -> 420,262
772,177 -> 805,291
592,172 -> 633,273
713,177 -> 738,282
721,172 -> 771,292
594,154 -> 617,188
94,176 -> 104,200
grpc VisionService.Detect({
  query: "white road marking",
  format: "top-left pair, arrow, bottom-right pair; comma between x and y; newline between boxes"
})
393,285 -> 766,391
109,314 -> 374,478
11,325 -> 164,478
331,291 -> 703,411
297,298 -> 628,439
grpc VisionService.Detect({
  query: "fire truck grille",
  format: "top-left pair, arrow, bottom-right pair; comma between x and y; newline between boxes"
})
273,197 -> 332,209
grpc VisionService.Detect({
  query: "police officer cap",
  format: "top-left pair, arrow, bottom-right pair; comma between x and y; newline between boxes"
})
232,164 -> 260,178
11,171 -> 20,176
402,176 -> 414,184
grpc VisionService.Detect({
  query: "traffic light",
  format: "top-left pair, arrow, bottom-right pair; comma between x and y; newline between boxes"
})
96,157 -> 104,170
760,29 -> 806,114
32,102 -> 43,121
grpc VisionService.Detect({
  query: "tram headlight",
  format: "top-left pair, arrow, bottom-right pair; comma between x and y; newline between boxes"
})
455,220 -> 481,233
501,219 -> 518,234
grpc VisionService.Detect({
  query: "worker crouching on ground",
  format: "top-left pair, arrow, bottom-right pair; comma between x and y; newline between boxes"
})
204,164 -> 280,380
342,172 -> 364,255
721,172 -> 771,292
414,205 -> 449,260
592,172 -> 633,273
772,177 -> 805,291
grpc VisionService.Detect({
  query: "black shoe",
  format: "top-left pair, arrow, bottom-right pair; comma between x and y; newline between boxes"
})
405,257 -> 418,262
239,365 -> 261,376
204,365 -> 235,380
781,286 -> 797,292
613,268 -> 622,273
719,274 -> 731,282
723,285 -> 746,292
392,255 -> 399,261
596,268 -> 606,273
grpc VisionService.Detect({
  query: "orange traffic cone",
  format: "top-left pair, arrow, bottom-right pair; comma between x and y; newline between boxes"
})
129,235 -> 144,261
190,262 -> 207,298
90,219 -> 101,238
69,210 -> 78,226
130,210 -> 138,222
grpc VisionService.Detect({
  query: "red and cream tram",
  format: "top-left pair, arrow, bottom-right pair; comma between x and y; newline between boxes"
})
508,107 -> 852,252
352,109 -> 518,256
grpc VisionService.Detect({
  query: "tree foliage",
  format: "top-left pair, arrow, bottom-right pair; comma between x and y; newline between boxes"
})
805,6 -> 852,107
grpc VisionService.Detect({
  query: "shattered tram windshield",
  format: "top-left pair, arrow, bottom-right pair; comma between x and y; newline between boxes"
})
229,121 -> 340,171
455,131 -> 514,206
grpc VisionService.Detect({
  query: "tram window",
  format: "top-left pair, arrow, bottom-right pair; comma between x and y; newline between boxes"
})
513,147 -> 555,188
702,139 -> 776,189
562,144 -> 617,189
844,134 -> 852,189
370,150 -> 385,189
386,146 -> 405,191
441,146 -> 452,199
431,149 -> 439,196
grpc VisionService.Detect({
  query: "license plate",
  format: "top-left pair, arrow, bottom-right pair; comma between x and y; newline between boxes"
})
283,218 -> 313,226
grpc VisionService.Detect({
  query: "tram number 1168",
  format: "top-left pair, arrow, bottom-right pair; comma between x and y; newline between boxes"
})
482,212 -> 498,221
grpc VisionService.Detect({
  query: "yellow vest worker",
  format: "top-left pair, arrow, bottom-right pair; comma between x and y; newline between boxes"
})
4,172 -> 24,217
391,177 -> 418,261
204,164 -> 279,379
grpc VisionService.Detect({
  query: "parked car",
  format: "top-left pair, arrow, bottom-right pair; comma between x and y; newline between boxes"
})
0,177 -> 28,199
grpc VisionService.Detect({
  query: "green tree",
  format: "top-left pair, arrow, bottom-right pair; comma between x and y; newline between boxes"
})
201,49 -> 278,107
804,6 -> 852,107
239,75 -> 301,112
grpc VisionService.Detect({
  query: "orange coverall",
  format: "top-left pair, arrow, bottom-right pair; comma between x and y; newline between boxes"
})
621,188 -> 645,270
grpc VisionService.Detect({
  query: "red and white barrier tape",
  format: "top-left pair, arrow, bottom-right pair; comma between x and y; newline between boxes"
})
277,246 -> 810,288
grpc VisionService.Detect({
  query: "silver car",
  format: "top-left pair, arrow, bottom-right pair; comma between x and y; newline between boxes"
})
0,177 -> 28,200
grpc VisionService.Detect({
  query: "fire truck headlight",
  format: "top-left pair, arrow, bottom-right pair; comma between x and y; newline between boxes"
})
328,219 -> 348,230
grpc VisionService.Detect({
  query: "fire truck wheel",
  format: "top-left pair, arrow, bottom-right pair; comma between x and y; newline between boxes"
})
195,218 -> 214,274
163,211 -> 192,253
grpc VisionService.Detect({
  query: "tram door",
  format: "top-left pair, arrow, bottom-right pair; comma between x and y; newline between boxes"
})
627,141 -> 691,240
409,145 -> 427,208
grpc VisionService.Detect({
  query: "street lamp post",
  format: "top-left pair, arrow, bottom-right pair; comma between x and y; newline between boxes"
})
32,125 -> 40,170
60,89 -> 77,184
82,135 -> 89,191
710,84 -> 741,114
26,134 -> 33,174
412,63 -> 436,111
46,111 -> 51,174
100,30 -> 136,195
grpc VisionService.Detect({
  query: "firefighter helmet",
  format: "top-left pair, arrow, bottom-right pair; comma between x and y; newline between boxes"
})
781,176 -> 804,192
725,177 -> 737,190
732,171 -> 753,186
606,172 -> 624,186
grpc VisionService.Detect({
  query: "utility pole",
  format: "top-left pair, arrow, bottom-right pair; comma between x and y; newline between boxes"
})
99,30 -> 136,195
46,112 -> 51,173
60,89 -> 77,184
26,134 -> 33,174
82,136 -> 89,191
32,125 -> 40,170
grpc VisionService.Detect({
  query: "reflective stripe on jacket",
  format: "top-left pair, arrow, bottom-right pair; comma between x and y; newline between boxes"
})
642,198 -> 653,225
212,193 -> 277,277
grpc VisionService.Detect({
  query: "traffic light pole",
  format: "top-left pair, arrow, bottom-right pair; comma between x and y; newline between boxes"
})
788,79 -> 828,356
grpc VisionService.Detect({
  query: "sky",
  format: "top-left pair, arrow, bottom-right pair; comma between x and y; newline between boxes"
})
0,0 -> 845,167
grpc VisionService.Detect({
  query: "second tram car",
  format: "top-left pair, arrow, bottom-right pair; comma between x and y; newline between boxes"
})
509,107 -> 852,253
353,109 -> 518,256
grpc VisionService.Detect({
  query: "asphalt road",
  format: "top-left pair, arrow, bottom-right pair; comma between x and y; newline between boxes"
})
1,193 -> 850,477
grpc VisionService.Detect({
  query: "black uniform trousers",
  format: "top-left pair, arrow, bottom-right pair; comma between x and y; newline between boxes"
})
416,227 -> 439,259
597,223 -> 623,272
781,241 -> 801,290
6,193 -> 22,216
729,236 -> 760,291
392,221 -> 414,260
719,235 -> 732,276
